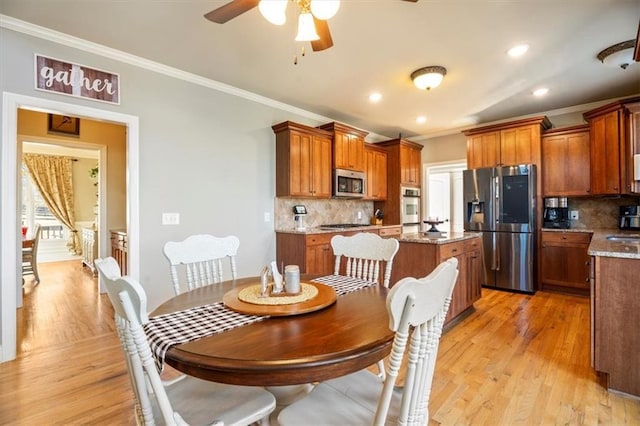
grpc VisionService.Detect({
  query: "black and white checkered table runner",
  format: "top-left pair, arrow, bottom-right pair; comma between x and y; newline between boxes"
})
144,275 -> 377,372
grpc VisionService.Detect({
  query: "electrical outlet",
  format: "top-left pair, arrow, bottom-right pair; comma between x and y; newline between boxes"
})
264,212 -> 271,222
162,213 -> 180,225
569,210 -> 579,220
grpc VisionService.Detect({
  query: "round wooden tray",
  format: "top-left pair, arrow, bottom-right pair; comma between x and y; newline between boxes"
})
223,281 -> 337,316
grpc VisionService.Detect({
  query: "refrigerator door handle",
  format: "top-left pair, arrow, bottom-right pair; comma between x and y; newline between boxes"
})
494,176 -> 500,224
491,232 -> 500,271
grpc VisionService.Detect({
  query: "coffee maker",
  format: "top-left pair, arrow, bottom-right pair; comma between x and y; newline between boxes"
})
619,205 -> 640,230
543,197 -> 570,229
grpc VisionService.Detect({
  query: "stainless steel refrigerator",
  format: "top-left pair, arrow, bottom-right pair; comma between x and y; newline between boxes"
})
463,165 -> 536,293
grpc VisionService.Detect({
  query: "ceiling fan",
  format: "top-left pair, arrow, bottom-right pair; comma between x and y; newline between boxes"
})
204,0 -> 418,52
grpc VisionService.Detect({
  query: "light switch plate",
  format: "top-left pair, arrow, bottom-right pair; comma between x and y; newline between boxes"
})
569,210 -> 579,220
162,213 -> 180,225
264,212 -> 271,222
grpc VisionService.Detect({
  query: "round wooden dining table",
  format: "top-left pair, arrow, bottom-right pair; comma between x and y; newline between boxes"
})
151,276 -> 394,386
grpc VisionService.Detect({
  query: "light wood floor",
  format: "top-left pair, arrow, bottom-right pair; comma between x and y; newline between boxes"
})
1,260 -> 638,425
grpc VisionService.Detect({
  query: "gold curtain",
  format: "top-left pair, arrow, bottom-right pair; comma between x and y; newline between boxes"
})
23,153 -> 81,255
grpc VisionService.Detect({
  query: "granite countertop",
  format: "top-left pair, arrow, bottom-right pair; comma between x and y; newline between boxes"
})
587,230 -> 640,259
399,231 -> 481,245
275,224 -> 401,235
541,227 -> 595,233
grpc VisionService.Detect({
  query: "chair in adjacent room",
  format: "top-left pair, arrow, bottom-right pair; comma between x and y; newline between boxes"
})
162,234 -> 240,295
278,258 -> 459,426
331,232 -> 400,288
22,223 -> 42,284
94,257 -> 276,426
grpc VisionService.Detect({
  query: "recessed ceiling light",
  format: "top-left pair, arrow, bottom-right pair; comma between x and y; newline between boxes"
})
533,87 -> 549,97
369,92 -> 382,103
416,116 -> 427,124
508,44 -> 529,58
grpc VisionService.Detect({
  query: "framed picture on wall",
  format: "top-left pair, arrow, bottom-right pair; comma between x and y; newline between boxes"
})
48,114 -> 80,136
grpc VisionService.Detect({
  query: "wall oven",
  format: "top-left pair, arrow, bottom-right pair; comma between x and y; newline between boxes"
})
401,186 -> 421,233
334,168 -> 365,198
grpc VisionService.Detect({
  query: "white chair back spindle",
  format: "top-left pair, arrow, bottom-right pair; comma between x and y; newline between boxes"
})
278,257 -> 459,426
163,234 -> 240,295
95,256 -> 275,426
331,232 -> 399,287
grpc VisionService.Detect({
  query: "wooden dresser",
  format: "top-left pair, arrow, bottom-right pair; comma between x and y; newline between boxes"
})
110,230 -> 128,275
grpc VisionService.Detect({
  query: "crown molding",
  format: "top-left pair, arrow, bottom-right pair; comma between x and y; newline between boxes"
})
0,14 -> 333,124
410,94 -> 640,142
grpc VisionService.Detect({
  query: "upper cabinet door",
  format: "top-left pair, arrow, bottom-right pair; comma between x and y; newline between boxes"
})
467,131 -> 500,169
541,126 -> 591,196
589,111 -> 622,195
317,122 -> 368,172
273,121 -> 333,199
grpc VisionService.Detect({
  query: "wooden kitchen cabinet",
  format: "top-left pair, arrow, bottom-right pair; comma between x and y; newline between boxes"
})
540,231 -> 591,295
583,97 -> 640,195
364,144 -> 387,200
466,131 -> 500,169
587,110 -> 622,195
372,138 -> 424,226
276,229 -> 380,276
591,255 -> 640,397
463,116 -> 551,169
317,122 -> 368,172
390,236 -> 482,326
273,121 -> 333,198
541,125 -> 591,196
400,143 -> 422,186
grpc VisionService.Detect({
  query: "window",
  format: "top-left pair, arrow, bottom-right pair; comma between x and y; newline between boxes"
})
21,163 -> 65,240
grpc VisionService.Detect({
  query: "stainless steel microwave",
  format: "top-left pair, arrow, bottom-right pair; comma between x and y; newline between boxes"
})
334,168 -> 366,198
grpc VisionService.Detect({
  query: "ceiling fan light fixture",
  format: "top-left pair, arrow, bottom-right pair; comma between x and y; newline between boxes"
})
295,12 -> 320,41
258,0 -> 288,25
310,0 -> 340,20
411,66 -> 447,90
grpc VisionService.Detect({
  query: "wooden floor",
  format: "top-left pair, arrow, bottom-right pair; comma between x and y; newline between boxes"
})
1,260 -> 638,425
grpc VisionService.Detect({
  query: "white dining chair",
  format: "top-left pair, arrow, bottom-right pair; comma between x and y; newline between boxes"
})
331,232 -> 400,288
163,234 -> 240,295
94,257 -> 276,426
278,257 -> 459,426
331,232 -> 400,379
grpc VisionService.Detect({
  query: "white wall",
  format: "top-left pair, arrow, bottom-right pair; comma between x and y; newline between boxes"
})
0,26 -> 332,312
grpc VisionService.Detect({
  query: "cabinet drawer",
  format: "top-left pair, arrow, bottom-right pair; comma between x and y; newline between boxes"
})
464,237 -> 482,252
306,233 -> 334,246
379,226 -> 401,237
541,232 -> 591,245
438,241 -> 466,260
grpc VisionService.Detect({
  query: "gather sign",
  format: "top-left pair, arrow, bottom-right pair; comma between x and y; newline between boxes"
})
35,54 -> 120,104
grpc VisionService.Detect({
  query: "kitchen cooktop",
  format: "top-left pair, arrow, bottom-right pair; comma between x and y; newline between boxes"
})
319,223 -> 372,229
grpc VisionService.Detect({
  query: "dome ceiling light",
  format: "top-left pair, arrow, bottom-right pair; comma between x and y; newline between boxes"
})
411,66 -> 447,90
597,40 -> 635,70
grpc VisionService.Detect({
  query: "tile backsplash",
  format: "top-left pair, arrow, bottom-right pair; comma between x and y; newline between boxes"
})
567,196 -> 640,229
275,198 -> 374,230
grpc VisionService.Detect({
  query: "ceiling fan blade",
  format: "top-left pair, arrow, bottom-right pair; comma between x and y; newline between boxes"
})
311,18 -> 334,52
204,0 -> 260,23
402,0 -> 419,2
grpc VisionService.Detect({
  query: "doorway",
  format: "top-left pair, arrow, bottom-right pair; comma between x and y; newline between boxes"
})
22,141 -> 101,264
1,92 -> 140,362
424,160 -> 467,233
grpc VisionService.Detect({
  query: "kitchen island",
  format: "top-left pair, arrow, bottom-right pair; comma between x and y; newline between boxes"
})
276,227 -> 483,327
392,232 -> 483,326
587,230 -> 640,397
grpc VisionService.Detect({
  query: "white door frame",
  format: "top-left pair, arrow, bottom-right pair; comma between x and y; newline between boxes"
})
1,92 -> 140,362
